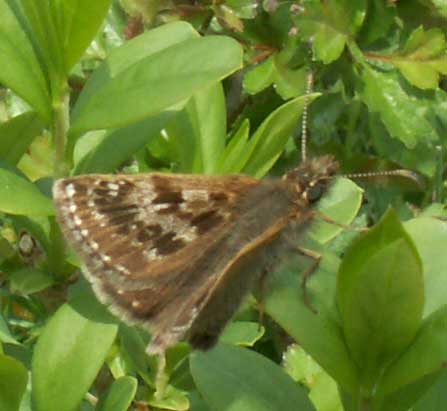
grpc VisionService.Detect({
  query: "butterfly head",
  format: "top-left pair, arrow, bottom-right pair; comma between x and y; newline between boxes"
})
283,155 -> 339,205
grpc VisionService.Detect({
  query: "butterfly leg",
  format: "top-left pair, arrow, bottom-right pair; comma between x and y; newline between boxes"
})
294,246 -> 321,313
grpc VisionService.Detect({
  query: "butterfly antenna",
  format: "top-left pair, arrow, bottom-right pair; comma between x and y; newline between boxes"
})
343,169 -> 426,188
301,72 -> 314,162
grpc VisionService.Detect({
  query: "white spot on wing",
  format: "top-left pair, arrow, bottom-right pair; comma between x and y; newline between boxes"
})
107,183 -> 119,191
182,190 -> 209,202
66,183 -> 75,198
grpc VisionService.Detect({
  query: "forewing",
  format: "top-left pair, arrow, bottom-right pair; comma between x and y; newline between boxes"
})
53,172 -> 260,339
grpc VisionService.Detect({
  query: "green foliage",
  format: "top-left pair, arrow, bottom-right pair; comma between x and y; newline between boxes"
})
0,1 -> 446,411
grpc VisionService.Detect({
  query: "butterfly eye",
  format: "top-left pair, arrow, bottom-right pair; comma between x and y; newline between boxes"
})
306,182 -> 325,203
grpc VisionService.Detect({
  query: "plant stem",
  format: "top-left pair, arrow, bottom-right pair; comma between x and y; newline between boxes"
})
52,84 -> 70,178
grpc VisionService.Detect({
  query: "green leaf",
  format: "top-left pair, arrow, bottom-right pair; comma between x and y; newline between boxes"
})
20,0 -> 111,83
265,266 -> 358,393
358,0 -> 395,44
96,376 -> 137,411
242,93 -> 320,178
283,345 -> 343,411
243,57 -> 276,95
381,305 -> 447,395
380,371 -> 443,411
393,27 -> 447,89
0,354 -> 28,411
118,324 -> 151,381
412,369 -> 447,411
184,83 -> 226,174
190,344 -> 315,411
59,0 -> 111,70
166,83 -> 227,174
296,0 -> 366,63
361,68 -> 439,148
9,267 -> 54,295
405,217 -> 447,319
0,314 -> 18,345
219,321 -> 264,347
19,0 -> 65,94
243,56 -> 307,99
310,177 -> 363,244
0,112 -> 44,165
71,24 -> 242,133
337,209 -> 424,387
32,303 -> 118,411
149,385 -> 190,411
0,0 -> 51,121
0,168 -> 54,216
217,119 -> 250,174
74,112 -> 172,174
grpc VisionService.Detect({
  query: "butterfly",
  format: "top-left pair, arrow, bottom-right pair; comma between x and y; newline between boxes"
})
52,155 -> 338,355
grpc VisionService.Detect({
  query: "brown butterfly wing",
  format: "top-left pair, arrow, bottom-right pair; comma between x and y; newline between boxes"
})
53,173 -> 269,350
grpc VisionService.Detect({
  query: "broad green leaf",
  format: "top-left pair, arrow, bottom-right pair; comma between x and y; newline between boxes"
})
405,217 -> 447,319
118,324 -> 151,381
0,314 -> 18,345
217,119 -> 250,173
242,93 -> 320,178
191,344 -> 314,411
358,0 -> 395,45
0,112 -> 44,165
381,305 -> 447,395
185,83 -> 226,174
149,385 -> 190,411
296,0 -> 366,63
412,369 -> 447,411
72,21 -> 197,118
189,391 -> 211,411
0,354 -> 28,411
166,83 -> 226,174
32,303 -> 118,411
9,267 -> 54,295
430,0 -> 447,17
71,25 -> 242,133
283,345 -> 343,411
74,112 -> 172,174
17,135 -> 53,181
20,0 -> 111,83
96,376 -> 137,411
274,64 -> 307,100
361,68 -> 439,148
380,371 -> 443,411
243,56 -> 307,99
243,57 -> 276,95
0,233 -> 15,262
0,168 -> 54,216
59,0 -> 111,70
265,266 -> 358,393
310,177 -> 363,244
0,0 -> 51,121
393,27 -> 447,89
219,321 -> 264,347
19,0 -> 65,94
337,209 -> 423,388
